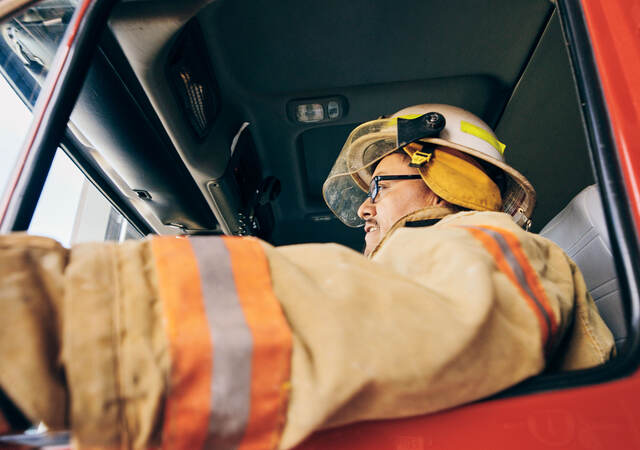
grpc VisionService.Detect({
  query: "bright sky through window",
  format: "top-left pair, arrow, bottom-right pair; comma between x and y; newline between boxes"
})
29,148 -> 84,246
0,75 -> 84,246
0,75 -> 31,201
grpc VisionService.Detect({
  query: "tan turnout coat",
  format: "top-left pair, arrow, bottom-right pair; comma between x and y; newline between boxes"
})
0,208 -> 614,449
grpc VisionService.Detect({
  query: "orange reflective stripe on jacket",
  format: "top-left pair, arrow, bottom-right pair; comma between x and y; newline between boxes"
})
152,236 -> 211,450
151,236 -> 292,450
461,225 -> 559,356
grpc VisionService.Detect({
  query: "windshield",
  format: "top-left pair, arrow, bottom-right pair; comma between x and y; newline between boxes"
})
0,0 -> 77,201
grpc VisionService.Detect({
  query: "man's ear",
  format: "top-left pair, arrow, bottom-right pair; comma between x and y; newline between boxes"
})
433,196 -> 447,207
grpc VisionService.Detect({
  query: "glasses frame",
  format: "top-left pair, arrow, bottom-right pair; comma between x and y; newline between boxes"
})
367,174 -> 422,203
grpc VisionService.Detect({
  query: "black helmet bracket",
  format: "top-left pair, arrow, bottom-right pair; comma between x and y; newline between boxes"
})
396,112 -> 446,147
397,112 -> 446,168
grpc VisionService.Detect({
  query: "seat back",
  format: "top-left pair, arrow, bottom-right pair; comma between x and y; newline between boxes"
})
540,185 -> 627,349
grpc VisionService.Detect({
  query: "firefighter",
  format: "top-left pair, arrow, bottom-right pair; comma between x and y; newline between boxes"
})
0,105 -> 613,449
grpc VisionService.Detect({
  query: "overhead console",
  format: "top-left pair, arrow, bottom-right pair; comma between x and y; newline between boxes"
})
207,124 -> 280,239
69,31 -> 220,234
107,4 -> 282,238
163,18 -> 279,239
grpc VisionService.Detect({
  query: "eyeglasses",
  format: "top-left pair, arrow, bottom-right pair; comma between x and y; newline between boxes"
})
367,175 -> 422,203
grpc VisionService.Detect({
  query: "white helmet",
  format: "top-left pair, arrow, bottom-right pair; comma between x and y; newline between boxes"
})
322,104 -> 535,229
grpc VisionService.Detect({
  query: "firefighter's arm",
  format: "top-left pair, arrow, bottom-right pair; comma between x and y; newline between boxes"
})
0,222 -> 612,449
0,235 -> 68,431
270,231 -> 556,447
0,236 -> 169,447
269,212 -> 612,447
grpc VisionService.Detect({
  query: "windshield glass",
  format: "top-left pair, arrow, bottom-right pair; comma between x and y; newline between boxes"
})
0,0 -> 77,200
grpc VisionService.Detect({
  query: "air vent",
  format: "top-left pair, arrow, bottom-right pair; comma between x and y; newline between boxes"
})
168,21 -> 218,140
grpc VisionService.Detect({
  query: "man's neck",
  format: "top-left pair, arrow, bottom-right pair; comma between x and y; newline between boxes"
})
368,205 -> 458,258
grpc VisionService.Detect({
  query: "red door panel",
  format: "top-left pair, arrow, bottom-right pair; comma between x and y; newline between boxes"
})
298,371 -> 640,449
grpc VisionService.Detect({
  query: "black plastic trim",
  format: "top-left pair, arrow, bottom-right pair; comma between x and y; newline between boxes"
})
3,0 -> 119,232
0,388 -> 30,431
166,20 -> 220,141
60,130 -> 153,237
493,5 -> 556,128
83,29 -> 219,232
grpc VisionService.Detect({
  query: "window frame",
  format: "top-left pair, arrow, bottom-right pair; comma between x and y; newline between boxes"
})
59,130 -> 152,237
0,0 -> 119,233
555,0 -> 640,378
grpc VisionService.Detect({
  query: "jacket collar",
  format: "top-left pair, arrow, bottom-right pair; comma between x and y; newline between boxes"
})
401,206 -> 458,226
368,205 -> 457,258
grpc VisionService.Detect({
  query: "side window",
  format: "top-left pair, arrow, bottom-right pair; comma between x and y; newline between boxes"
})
28,148 -> 143,246
0,1 -> 142,244
0,0 -> 77,223
0,74 -> 31,202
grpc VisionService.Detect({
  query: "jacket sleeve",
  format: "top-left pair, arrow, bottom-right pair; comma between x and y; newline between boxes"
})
0,234 -> 68,430
0,212 -> 614,449
267,211 -> 613,447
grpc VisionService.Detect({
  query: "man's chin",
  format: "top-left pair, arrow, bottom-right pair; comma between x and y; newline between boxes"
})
363,232 -> 381,256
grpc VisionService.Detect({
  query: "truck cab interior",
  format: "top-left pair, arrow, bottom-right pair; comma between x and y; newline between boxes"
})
73,0 -> 625,347
62,0 -> 593,243
0,0 -> 637,441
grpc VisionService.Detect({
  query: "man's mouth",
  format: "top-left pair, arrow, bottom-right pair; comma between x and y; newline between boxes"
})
364,222 -> 378,233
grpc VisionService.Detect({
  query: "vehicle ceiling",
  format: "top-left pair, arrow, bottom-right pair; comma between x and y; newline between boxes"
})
73,0 -> 594,250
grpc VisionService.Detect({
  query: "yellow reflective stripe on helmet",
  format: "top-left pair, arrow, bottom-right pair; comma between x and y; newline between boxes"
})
388,114 -> 423,123
460,120 -> 506,155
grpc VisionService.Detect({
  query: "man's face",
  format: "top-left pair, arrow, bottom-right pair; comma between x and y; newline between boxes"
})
357,153 -> 441,256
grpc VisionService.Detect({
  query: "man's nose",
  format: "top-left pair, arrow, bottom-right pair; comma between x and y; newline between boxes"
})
357,197 -> 375,220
